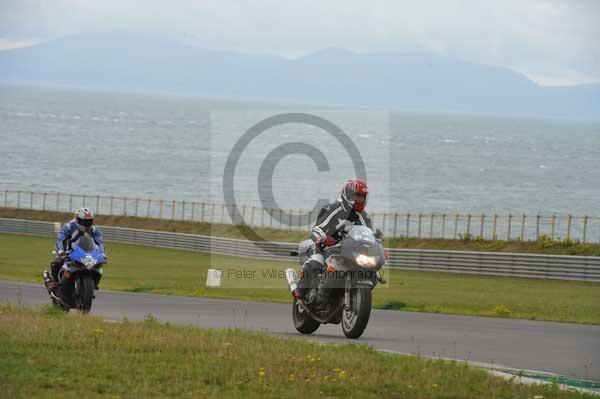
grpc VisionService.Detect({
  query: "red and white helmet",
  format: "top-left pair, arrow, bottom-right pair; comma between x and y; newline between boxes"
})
341,177 -> 368,213
75,207 -> 94,231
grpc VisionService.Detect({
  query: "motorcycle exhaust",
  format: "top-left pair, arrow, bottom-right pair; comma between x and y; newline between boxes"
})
42,271 -> 53,293
285,268 -> 299,293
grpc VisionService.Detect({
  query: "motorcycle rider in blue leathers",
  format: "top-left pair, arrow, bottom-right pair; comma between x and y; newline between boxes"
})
46,207 -> 106,292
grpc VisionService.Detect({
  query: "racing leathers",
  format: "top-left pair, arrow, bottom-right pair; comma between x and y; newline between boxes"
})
50,220 -> 105,283
296,199 -> 373,297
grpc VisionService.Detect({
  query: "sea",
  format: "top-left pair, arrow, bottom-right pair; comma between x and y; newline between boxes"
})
1,84 -> 599,218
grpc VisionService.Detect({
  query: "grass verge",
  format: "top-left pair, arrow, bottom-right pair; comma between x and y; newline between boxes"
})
1,233 -> 599,324
2,207 -> 599,256
0,304 -> 594,399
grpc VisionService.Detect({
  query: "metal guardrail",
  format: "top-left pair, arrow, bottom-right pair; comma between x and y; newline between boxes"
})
1,218 -> 599,282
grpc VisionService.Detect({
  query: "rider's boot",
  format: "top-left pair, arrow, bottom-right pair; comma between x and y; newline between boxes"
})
292,257 -> 324,299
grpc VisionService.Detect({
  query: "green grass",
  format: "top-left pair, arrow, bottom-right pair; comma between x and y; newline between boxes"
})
1,233 -> 599,324
0,305 -> 594,399
3,207 -> 600,255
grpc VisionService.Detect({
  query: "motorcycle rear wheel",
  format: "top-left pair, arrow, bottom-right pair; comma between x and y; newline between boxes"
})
341,287 -> 372,339
292,298 -> 320,334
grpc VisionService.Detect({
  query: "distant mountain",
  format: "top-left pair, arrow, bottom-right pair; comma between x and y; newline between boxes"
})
1,32 -> 598,120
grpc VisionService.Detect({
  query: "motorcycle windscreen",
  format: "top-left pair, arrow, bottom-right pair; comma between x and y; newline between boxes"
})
348,225 -> 376,244
346,225 -> 381,256
74,234 -> 98,253
71,235 -> 102,262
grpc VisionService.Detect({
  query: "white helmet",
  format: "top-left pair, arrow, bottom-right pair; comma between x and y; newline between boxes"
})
75,207 -> 94,231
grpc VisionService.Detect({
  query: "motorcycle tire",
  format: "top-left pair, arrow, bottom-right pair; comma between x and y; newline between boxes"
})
341,287 -> 372,339
292,297 -> 320,334
74,275 -> 95,314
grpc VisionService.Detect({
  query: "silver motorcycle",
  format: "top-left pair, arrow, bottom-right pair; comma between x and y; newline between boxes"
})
286,223 -> 387,339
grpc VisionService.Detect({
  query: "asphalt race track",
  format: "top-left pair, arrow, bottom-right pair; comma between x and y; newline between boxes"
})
1,280 -> 598,380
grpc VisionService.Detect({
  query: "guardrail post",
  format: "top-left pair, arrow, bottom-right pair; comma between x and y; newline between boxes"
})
417,214 -> 423,238
429,214 -> 434,239
123,197 -> 127,216
493,214 -> 498,240
507,214 -> 512,240
520,214 -> 526,241
406,213 -> 411,238
536,214 -> 541,240
453,214 -> 459,239
43,192 -> 47,211
29,191 -> 33,209
158,200 -> 163,219
393,212 -> 398,239
583,215 -> 588,243
466,214 -> 472,237
480,214 -> 485,238
567,214 -> 572,240
551,214 -> 556,240
171,200 -> 176,220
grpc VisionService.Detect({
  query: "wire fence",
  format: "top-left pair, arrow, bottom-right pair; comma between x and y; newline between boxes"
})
2,189 -> 599,243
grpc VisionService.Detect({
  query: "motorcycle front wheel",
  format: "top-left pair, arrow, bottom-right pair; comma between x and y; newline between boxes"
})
74,275 -> 95,314
341,286 -> 372,339
292,298 -> 320,334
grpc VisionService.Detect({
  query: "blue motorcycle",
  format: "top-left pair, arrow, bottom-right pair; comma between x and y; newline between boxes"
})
43,234 -> 105,313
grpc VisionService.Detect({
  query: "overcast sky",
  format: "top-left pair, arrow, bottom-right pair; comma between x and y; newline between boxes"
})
1,0 -> 598,86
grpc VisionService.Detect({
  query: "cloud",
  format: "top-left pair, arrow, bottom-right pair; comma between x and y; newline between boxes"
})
1,0 -> 598,85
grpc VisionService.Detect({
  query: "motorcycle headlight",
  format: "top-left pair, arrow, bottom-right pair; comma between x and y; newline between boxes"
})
83,256 -> 97,270
355,254 -> 377,268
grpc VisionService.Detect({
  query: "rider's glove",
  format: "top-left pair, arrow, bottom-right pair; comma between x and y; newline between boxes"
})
57,250 -> 66,257
316,236 -> 337,248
